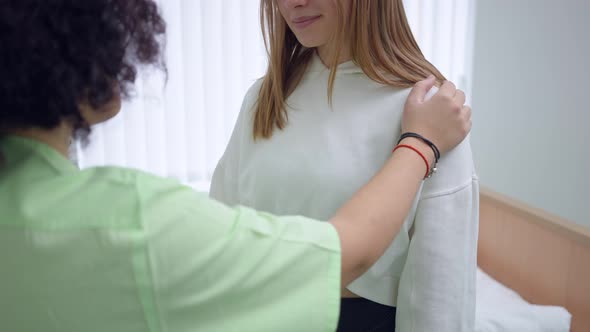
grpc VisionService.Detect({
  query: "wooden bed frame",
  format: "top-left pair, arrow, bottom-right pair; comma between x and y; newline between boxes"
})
478,187 -> 590,332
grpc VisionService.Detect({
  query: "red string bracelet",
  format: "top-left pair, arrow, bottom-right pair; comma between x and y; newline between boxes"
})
392,144 -> 430,179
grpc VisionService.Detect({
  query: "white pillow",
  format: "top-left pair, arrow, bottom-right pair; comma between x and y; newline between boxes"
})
475,268 -> 571,332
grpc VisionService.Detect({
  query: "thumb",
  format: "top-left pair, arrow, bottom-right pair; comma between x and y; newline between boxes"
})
408,75 -> 436,104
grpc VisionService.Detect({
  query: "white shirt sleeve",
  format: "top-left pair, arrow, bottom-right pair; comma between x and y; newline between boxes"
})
395,137 -> 480,332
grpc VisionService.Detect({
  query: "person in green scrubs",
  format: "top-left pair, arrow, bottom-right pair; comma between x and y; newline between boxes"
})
0,1 -> 471,331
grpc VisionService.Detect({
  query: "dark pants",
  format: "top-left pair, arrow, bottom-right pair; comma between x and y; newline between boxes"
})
336,298 -> 397,332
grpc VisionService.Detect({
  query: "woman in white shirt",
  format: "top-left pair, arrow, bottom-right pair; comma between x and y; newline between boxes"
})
211,0 -> 478,331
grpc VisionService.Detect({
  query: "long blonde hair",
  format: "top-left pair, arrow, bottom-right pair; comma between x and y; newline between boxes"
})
254,0 -> 445,139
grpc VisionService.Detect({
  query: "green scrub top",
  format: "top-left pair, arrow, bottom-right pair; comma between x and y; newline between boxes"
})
0,136 -> 341,332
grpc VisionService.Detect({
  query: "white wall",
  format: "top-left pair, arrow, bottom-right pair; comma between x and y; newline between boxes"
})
471,0 -> 590,226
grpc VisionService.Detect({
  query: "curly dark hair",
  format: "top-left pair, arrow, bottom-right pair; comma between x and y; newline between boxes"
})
0,0 -> 166,137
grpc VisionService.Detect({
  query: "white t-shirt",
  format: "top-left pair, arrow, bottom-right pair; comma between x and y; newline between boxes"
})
211,54 -> 479,332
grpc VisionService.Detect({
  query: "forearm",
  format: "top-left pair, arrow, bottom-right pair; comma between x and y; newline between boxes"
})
329,139 -> 433,286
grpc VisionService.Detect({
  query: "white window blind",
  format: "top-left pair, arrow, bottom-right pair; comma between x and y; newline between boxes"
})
77,0 -> 476,191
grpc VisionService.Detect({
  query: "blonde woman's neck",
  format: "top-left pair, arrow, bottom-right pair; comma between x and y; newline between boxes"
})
316,45 -> 352,67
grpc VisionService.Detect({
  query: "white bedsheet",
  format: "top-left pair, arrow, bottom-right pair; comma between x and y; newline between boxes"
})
475,268 -> 571,332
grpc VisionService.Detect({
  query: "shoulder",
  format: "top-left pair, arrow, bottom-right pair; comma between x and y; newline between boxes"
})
92,166 -> 207,205
246,77 -> 265,97
79,165 -> 173,192
231,78 -> 265,130
241,78 -> 265,114
75,166 -> 209,225
390,84 -> 437,100
365,84 -> 437,108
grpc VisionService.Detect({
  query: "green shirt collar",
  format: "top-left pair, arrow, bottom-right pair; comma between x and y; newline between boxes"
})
0,135 -> 78,174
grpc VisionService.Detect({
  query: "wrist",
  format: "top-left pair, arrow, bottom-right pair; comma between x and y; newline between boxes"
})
398,137 -> 436,165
